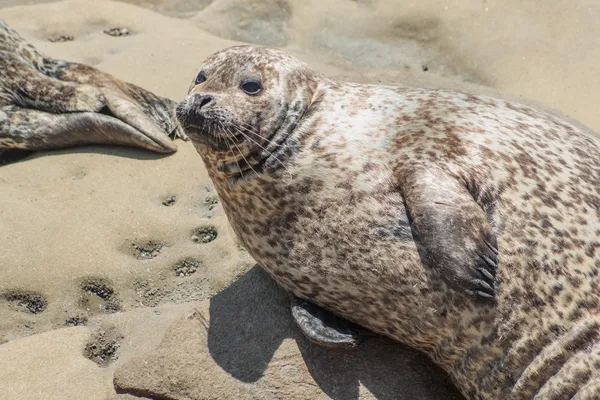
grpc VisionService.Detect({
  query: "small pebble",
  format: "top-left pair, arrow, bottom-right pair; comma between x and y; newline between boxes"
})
103,27 -> 131,37
162,196 -> 177,206
48,35 -> 73,42
204,194 -> 219,210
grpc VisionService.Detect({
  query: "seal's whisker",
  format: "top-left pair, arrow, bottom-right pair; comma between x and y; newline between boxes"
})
234,120 -> 286,142
232,121 -> 297,149
217,121 -> 244,178
224,127 -> 260,178
234,123 -> 266,141
238,120 -> 301,150
229,124 -> 290,174
234,120 -> 262,136
227,139 -> 245,178
221,133 -> 242,177
208,121 -> 216,147
218,121 -> 250,175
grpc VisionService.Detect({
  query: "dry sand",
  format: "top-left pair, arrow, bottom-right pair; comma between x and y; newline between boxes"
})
1,0 -> 599,399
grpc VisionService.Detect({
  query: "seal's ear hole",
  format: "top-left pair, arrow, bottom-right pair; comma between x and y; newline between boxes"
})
240,79 -> 262,96
195,71 -> 207,85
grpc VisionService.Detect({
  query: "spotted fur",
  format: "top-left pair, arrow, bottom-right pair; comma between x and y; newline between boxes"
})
0,19 -> 181,155
176,45 -> 600,400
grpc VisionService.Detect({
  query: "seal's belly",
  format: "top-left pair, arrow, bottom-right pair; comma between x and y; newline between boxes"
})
250,184 -> 448,348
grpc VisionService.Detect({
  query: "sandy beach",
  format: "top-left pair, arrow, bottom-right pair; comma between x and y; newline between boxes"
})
1,0 -> 599,399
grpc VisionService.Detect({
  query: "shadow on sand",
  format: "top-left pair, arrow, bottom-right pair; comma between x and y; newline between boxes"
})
0,144 -> 175,166
207,266 -> 464,400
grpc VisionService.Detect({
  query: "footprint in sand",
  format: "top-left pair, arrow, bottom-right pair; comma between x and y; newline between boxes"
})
78,277 -> 122,313
128,240 -> 168,259
83,324 -> 124,367
65,315 -> 88,327
1,289 -> 47,314
173,258 -> 204,277
204,184 -> 220,211
191,225 -> 218,244
204,193 -> 219,211
162,195 -> 177,206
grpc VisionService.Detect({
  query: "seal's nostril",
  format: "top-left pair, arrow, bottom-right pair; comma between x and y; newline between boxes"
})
199,96 -> 212,108
194,94 -> 213,110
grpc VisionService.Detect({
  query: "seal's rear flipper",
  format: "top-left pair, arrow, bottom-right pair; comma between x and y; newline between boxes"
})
1,54 -> 106,114
291,296 -> 362,348
42,59 -> 188,144
0,105 -> 177,154
0,18 -> 182,156
399,167 -> 499,300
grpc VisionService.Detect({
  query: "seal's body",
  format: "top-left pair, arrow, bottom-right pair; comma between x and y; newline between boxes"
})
0,19 -> 183,156
176,45 -> 600,400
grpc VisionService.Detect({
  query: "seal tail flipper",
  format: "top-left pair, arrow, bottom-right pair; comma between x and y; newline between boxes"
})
398,165 -> 499,300
0,105 -> 176,153
1,54 -> 106,114
0,19 -> 179,154
41,59 -> 188,143
101,87 -> 186,147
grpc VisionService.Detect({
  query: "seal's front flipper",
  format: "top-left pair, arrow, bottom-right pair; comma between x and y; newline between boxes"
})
0,105 -> 176,154
399,167 -> 499,300
291,296 -> 362,348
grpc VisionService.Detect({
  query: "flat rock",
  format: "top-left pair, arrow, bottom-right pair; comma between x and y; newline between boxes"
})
0,326 -> 113,400
114,267 -> 464,400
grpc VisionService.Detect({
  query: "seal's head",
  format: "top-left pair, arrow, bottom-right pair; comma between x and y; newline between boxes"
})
175,45 -> 323,181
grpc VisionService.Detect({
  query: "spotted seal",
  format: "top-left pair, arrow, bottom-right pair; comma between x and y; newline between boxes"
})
0,19 -> 184,158
176,45 -> 600,399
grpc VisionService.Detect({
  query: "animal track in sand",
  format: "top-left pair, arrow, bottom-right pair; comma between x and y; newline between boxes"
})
133,275 -> 210,308
191,225 -> 218,243
78,277 -> 122,313
132,278 -> 168,308
204,193 -> 219,210
162,195 -> 178,206
83,325 -> 124,367
129,240 -> 167,259
65,315 -> 88,326
173,258 -> 204,277
1,289 -> 47,314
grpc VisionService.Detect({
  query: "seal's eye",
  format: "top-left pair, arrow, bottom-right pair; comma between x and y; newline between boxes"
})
240,79 -> 262,96
195,71 -> 207,85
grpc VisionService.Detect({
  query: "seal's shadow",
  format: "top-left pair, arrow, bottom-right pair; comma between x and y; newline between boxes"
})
0,145 -> 173,167
0,149 -> 34,166
207,266 -> 464,400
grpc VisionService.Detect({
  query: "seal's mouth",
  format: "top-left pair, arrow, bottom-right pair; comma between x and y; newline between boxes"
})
175,102 -> 241,152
